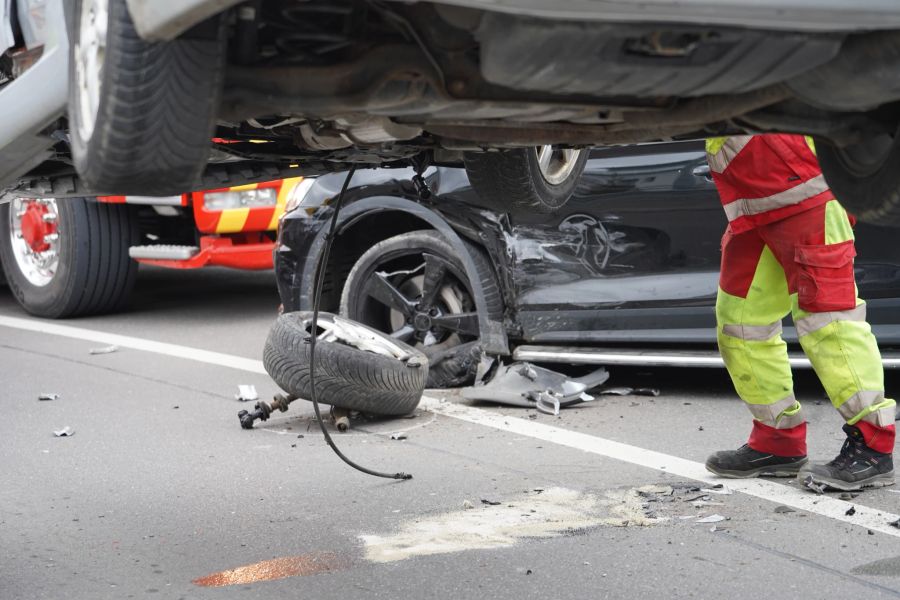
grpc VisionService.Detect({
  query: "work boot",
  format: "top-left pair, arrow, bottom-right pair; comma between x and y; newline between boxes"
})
800,424 -> 895,492
706,444 -> 808,478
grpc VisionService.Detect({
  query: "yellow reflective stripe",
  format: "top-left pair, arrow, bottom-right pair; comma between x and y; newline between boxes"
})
706,136 -> 728,155
216,208 -> 251,233
722,174 -> 830,221
795,304 -> 866,338
722,321 -> 783,341
839,392 -> 896,426
706,135 -> 753,173
805,136 -> 817,156
824,200 -> 854,245
229,183 -> 259,192
268,177 -> 304,231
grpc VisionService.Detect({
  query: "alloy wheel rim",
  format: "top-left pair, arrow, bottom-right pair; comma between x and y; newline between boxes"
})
9,198 -> 60,287
535,146 -> 583,185
74,0 -> 108,141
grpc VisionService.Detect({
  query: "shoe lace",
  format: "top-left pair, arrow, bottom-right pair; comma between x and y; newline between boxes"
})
829,436 -> 865,470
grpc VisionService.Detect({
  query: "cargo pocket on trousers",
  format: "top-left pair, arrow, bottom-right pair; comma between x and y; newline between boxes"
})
794,240 -> 857,312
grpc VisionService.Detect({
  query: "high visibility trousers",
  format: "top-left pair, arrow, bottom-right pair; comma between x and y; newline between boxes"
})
716,200 -> 896,456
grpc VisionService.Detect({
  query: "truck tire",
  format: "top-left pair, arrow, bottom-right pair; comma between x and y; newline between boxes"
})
817,134 -> 900,225
463,146 -> 588,213
264,311 -> 428,416
69,0 -> 226,195
0,197 -> 138,318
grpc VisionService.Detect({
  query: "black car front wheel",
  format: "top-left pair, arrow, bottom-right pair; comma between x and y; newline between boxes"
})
340,230 -> 502,385
817,132 -> 900,225
463,146 -> 588,213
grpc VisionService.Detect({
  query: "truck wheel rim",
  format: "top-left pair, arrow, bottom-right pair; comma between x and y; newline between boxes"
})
536,146 -> 583,185
74,0 -> 108,141
9,198 -> 60,287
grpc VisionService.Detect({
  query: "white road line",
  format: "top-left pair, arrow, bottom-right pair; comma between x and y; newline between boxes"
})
421,397 -> 900,538
3,315 -> 898,537
0,315 -> 266,374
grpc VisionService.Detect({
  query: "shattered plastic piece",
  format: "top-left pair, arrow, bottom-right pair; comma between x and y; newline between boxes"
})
696,514 -> 726,523
774,505 -> 795,514
38,393 -> 59,401
889,518 -> 900,529
462,500 -> 474,510
803,475 -> 826,495
235,385 -> 259,403
481,499 -> 501,506
89,345 -> 119,355
390,433 -> 408,441
633,388 -> 660,397
701,486 -> 733,496
53,426 -> 74,437
599,387 -> 632,396
846,506 -> 856,516
462,362 -> 606,412
709,525 -> 727,533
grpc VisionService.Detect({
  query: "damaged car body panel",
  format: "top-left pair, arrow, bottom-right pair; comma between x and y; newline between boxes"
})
275,142 -> 900,377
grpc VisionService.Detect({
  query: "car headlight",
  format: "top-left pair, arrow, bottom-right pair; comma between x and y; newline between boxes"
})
203,187 -> 278,210
283,178 -> 318,215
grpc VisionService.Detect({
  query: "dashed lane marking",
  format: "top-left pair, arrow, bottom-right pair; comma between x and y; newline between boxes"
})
3,315 -> 898,538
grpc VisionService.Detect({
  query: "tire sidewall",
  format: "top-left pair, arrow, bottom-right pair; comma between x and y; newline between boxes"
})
0,199 -> 88,317
818,138 -> 900,224
525,147 -> 589,211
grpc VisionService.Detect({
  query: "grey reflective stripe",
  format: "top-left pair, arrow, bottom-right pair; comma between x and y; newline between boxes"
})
707,136 -> 753,173
747,394 -> 799,427
776,411 -> 806,430
837,390 -> 884,421
795,304 -> 866,337
861,406 -> 898,427
722,321 -> 782,341
723,174 -> 830,222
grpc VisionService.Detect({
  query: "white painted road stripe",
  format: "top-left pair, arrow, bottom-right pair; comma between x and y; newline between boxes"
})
3,315 -> 898,537
420,397 -> 900,538
0,315 -> 267,374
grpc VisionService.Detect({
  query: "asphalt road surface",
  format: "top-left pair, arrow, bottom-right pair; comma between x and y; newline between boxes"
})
2,266 -> 900,600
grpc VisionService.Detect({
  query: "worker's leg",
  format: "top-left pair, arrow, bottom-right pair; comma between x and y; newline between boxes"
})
763,201 -> 895,490
706,226 -> 807,478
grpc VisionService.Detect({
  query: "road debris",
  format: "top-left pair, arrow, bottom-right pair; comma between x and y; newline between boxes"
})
38,393 -> 59,401
235,385 -> 259,403
889,518 -> 900,529
803,475 -> 826,495
839,492 -> 859,500
390,433 -> 408,441
89,345 -> 119,355
845,506 -> 856,516
461,362 -> 608,415
696,514 -> 726,524
701,485 -> 733,495
709,525 -> 727,532
463,500 -> 474,510
774,505 -> 796,514
53,426 -> 74,437
481,499 -> 502,506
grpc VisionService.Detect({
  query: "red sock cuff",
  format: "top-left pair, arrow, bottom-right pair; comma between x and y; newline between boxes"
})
855,422 -> 896,454
747,420 -> 807,456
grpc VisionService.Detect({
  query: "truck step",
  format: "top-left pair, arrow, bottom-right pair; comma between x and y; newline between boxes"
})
129,245 -> 199,260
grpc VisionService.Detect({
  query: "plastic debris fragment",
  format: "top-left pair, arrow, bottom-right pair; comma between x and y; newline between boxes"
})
696,514 -> 726,523
462,500 -> 474,510
235,385 -> 259,402
53,426 -> 74,437
38,393 -> 59,401
774,505 -> 795,514
89,345 -> 119,355
390,433 -> 408,441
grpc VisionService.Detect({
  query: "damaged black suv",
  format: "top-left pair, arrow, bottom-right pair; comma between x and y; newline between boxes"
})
6,1 -> 900,225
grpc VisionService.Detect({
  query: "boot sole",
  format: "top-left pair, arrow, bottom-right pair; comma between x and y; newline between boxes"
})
705,458 -> 808,479
801,471 -> 895,492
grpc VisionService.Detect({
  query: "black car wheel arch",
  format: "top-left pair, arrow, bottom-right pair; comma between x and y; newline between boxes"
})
290,197 -> 510,355
340,230 -> 502,358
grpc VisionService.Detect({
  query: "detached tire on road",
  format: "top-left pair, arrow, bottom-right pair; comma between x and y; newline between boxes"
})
0,197 -> 138,318
463,146 -> 588,212
817,134 -> 900,225
69,0 -> 226,195
264,311 -> 428,416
